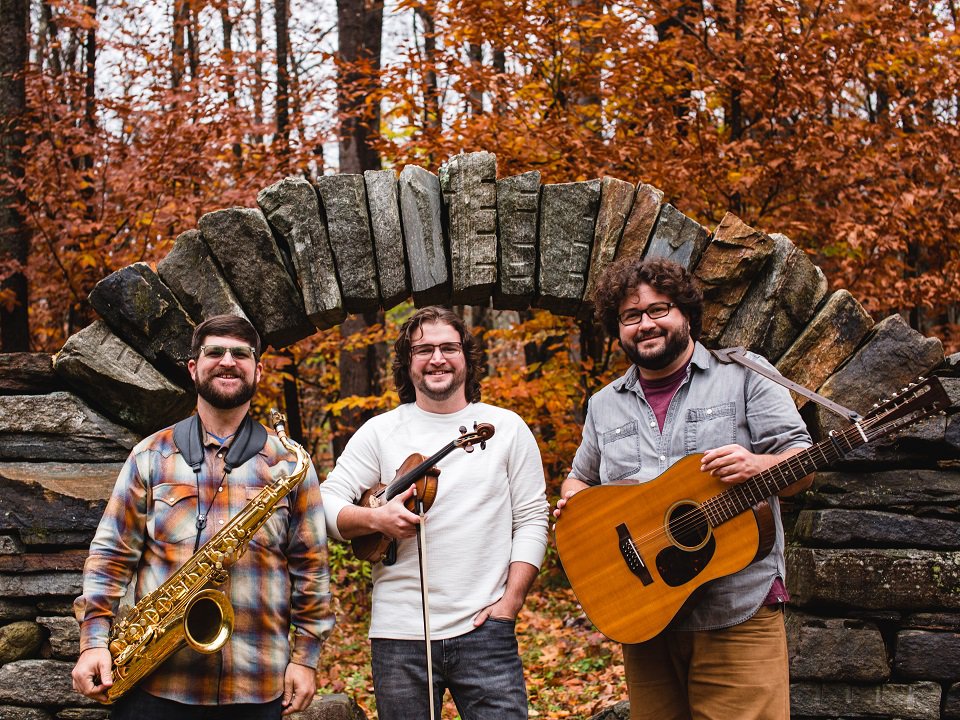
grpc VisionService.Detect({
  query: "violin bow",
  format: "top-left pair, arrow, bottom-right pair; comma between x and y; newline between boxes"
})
413,485 -> 436,720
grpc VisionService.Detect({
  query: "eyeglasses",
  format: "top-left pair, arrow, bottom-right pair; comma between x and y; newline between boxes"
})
198,345 -> 257,361
410,342 -> 463,360
617,302 -> 676,326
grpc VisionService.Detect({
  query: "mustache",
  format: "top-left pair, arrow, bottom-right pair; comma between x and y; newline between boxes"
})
638,329 -> 666,341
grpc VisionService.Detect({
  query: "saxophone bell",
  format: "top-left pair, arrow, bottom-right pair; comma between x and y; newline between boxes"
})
183,588 -> 235,654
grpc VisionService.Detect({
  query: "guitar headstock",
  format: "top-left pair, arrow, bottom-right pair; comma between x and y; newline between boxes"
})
862,376 -> 950,434
456,422 -> 495,453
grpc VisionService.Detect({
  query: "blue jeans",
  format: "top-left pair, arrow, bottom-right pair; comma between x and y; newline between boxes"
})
109,687 -> 283,720
371,618 -> 528,720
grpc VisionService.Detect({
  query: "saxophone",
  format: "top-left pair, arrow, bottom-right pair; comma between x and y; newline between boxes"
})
104,410 -> 311,703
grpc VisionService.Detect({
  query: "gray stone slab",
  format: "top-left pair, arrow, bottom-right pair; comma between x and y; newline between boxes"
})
615,183 -> 662,261
0,659 -> 97,707
0,461 -> 120,504
36,617 -> 80,661
297,693 -> 368,720
0,393 -> 138,462
694,212 -> 775,344
0,600 -> 36,622
776,289 -> 875,405
805,470 -> 960,517
156,229 -> 247,323
56,710 -> 109,720
785,612 -> 890,682
790,680 -> 941,720
717,233 -> 828,359
314,175 -> 379,313
582,177 -> 635,314
0,706 -> 51,720
399,165 -> 449,306
0,621 -> 43,665
0,535 -> 24,555
87,262 -> 195,386
947,682 -> 960,719
0,354 -> 62,395
0,573 -> 83,599
794,509 -> 960,548
787,547 -> 960,611
494,171 -> 539,310
812,314 -> 944,436
644,203 -> 710,270
53,321 -> 195,435
257,177 -> 345,329
536,180 -> 601,315
364,170 -> 409,309
895,629 -> 960,681
197,207 -> 314,348
440,152 -> 498,305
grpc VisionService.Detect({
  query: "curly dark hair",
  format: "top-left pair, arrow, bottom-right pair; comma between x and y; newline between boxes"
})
593,257 -> 703,339
191,314 -> 262,359
393,306 -> 483,404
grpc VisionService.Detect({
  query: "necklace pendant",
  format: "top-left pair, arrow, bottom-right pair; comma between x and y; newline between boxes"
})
196,515 -> 207,531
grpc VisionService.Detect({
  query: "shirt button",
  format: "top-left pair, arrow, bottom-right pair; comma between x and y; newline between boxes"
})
219,520 -> 225,525
615,428 -> 621,434
706,409 -> 713,415
659,455 -> 666,461
217,487 -> 223,493
649,421 -> 656,428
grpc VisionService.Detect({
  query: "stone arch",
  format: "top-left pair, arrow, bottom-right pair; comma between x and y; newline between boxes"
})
1,152 -> 959,719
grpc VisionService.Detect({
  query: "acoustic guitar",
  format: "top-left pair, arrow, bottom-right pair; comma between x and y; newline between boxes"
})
555,376 -> 950,645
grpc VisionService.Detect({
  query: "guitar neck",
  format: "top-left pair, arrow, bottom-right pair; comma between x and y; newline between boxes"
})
706,391 -> 935,526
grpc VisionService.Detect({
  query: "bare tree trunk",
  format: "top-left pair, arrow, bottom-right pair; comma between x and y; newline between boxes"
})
0,0 -> 30,350
275,0 -> 290,166
414,5 -> 440,134
172,0 -> 188,89
468,42 -> 483,115
219,0 -> 243,170
252,0 -> 264,144
336,0 -> 383,173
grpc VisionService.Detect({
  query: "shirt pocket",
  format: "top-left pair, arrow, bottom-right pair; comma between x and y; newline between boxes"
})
599,420 -> 642,484
684,401 -> 737,454
151,483 -> 199,545
245,486 -> 290,549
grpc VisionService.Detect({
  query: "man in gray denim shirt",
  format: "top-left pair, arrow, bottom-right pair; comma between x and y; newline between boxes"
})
556,257 -> 812,720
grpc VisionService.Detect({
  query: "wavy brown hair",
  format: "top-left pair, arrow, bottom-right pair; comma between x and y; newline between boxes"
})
393,306 -> 483,404
593,257 -> 703,340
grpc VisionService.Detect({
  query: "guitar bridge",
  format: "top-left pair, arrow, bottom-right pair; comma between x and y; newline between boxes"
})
617,523 -> 653,585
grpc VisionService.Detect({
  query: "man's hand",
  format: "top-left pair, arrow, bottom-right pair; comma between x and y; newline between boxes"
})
71,647 -> 113,703
472,561 -> 539,626
374,484 -> 422,540
700,445 -> 811,494
282,662 -> 317,716
553,477 -> 589,519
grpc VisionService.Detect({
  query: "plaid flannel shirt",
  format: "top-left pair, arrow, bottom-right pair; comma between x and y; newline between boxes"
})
74,423 -> 335,705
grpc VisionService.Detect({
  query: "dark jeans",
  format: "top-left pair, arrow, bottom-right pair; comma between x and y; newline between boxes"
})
109,687 -> 283,720
371,618 -> 528,720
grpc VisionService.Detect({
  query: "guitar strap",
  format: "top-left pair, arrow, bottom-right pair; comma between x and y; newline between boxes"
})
710,347 -> 861,421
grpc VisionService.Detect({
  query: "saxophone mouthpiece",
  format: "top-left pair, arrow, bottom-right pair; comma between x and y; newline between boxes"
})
270,409 -> 287,434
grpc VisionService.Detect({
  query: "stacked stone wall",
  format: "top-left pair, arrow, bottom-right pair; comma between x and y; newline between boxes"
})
0,152 -> 957,718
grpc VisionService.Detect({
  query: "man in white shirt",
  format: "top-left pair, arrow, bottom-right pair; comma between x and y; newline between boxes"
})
320,306 -> 549,720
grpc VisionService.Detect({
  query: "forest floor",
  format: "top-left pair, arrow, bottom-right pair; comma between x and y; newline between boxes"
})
316,556 -> 626,719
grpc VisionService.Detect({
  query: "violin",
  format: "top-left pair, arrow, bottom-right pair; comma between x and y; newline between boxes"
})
351,422 -> 495,564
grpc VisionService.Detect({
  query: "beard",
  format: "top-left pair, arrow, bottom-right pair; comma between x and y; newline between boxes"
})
621,318 -> 692,371
195,371 -> 258,410
411,363 -> 467,402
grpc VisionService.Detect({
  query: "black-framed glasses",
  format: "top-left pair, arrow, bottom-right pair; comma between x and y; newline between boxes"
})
617,302 -> 676,326
199,344 -> 257,361
410,342 -> 463,360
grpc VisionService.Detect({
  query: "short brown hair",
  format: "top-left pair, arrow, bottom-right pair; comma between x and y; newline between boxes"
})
593,257 -> 703,339
393,306 -> 482,404
191,314 -> 262,359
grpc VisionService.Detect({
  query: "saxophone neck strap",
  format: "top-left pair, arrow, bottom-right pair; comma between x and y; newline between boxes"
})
709,346 -> 861,421
173,413 -> 268,473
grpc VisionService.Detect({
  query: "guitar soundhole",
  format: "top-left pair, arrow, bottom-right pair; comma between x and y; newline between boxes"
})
665,501 -> 711,551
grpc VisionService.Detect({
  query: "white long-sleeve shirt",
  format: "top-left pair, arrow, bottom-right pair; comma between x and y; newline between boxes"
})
320,402 -> 549,640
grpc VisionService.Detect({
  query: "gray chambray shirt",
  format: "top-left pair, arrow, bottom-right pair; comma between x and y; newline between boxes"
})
569,342 -> 812,631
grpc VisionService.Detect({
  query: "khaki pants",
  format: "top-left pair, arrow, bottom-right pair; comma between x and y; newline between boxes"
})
623,605 -> 789,720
